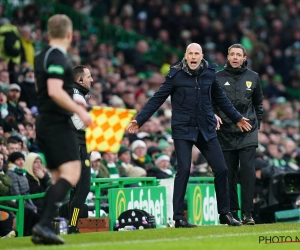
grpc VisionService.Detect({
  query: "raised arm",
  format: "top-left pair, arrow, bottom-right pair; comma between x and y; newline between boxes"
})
127,77 -> 174,133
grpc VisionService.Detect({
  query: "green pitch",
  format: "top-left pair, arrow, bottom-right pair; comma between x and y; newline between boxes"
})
2,223 -> 300,250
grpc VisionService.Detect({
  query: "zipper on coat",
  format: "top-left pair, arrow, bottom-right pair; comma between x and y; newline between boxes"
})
196,77 -> 200,89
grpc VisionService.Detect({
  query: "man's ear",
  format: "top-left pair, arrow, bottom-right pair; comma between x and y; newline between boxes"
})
67,30 -> 72,41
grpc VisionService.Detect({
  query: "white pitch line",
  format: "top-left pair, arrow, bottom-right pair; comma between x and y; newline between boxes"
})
6,229 -> 300,250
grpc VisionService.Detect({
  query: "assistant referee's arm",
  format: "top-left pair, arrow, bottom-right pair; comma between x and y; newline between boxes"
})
71,93 -> 86,130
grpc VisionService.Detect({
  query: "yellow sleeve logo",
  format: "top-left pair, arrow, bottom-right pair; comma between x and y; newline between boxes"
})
85,159 -> 90,167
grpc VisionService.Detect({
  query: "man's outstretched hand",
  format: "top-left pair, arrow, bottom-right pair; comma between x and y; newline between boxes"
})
126,120 -> 139,134
236,117 -> 252,132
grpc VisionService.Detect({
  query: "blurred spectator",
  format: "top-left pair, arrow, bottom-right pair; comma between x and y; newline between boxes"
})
25,152 -> 50,214
123,40 -> 149,73
117,145 -> 146,177
20,25 -> 35,67
97,152 -> 126,178
19,67 -> 37,109
23,121 -> 37,151
6,138 -> 19,155
7,83 -> 25,122
110,95 -> 125,108
0,151 -> 15,238
0,151 -> 11,192
8,135 -> 23,152
0,58 -> 7,71
3,120 -> 18,139
121,90 -> 135,109
266,143 -> 288,173
130,139 -> 153,170
6,151 -> 40,235
147,153 -> 174,179
147,146 -> 161,164
0,70 -> 9,89
22,4 -> 40,24
0,18 -> 21,83
158,139 -> 172,158
0,88 -> 9,121
90,150 -> 101,178
0,136 -> 7,162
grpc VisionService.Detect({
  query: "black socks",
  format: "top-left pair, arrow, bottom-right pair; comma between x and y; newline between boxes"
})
40,178 -> 72,227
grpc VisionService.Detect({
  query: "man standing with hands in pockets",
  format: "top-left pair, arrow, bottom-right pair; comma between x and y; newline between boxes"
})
127,43 -> 251,228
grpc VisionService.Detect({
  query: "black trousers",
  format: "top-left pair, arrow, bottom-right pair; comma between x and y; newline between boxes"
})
222,146 -> 256,212
173,133 -> 230,220
69,144 -> 91,227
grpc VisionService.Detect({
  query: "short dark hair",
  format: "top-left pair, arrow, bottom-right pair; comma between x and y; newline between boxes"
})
7,138 -> 18,145
228,44 -> 247,56
73,65 -> 88,81
23,121 -> 33,128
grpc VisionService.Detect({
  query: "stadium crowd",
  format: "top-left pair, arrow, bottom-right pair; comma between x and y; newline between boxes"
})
1,0 -> 300,237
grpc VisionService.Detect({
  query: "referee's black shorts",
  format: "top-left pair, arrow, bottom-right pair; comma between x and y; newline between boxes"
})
36,113 -> 80,170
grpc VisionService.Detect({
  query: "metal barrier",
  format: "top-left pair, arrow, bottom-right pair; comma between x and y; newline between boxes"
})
0,193 -> 45,237
0,177 -> 158,237
90,177 -> 159,218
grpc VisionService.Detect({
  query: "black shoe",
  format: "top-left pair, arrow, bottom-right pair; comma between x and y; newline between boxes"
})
230,210 -> 242,222
242,212 -> 255,225
31,235 -> 47,245
68,226 -> 80,234
32,224 -> 65,245
219,212 -> 243,226
175,218 -> 197,228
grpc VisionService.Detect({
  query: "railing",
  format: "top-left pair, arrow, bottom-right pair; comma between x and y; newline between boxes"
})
0,176 -> 243,236
0,192 -> 45,237
0,177 -> 158,237
90,177 -> 159,218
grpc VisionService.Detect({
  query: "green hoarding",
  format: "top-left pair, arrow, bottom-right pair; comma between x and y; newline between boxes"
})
187,184 -> 220,225
187,183 -> 241,225
108,186 -> 167,230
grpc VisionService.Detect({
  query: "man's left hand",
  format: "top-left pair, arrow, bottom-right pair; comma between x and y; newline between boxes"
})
236,117 -> 252,132
214,114 -> 223,130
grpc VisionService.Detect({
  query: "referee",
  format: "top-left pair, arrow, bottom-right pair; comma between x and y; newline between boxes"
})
32,15 -> 92,245
68,65 -> 93,233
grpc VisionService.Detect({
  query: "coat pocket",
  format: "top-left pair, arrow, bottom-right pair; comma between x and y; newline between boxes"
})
206,114 -> 217,131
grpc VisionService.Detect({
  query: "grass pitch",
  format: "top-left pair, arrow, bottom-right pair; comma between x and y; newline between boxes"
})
1,223 -> 300,250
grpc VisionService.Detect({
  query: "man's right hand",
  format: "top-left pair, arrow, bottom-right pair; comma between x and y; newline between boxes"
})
126,120 -> 139,134
33,169 -> 45,179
